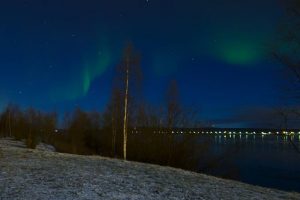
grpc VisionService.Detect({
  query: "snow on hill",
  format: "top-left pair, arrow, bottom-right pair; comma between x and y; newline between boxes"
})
0,138 -> 56,152
0,138 -> 299,200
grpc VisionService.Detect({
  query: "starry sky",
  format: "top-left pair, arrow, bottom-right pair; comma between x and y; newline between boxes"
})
0,0 -> 292,127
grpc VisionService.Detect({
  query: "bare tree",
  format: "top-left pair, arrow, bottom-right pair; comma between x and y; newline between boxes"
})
111,88 -> 121,157
165,80 -> 181,164
67,108 -> 90,154
103,87 -> 123,157
166,80 -> 182,128
0,104 -> 24,139
165,80 -> 199,128
123,48 -> 130,160
111,44 -> 141,160
8,107 -> 11,137
272,0 -> 300,153
24,107 -> 42,149
135,103 -> 163,128
275,107 -> 300,153
273,0 -> 300,98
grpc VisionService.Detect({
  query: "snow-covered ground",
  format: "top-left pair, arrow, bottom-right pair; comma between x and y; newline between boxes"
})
0,138 -> 56,152
0,138 -> 299,200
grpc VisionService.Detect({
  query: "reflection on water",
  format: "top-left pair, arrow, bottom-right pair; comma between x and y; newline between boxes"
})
204,133 -> 300,192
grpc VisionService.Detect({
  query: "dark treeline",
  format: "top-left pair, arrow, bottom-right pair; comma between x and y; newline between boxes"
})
0,44 -> 238,178
0,104 -> 238,177
0,104 -> 207,172
0,104 -> 57,149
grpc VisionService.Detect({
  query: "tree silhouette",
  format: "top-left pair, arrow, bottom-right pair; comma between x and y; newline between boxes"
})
273,0 -> 300,99
166,80 -> 182,128
110,44 -> 141,160
67,108 -> 91,154
272,0 -> 300,153
103,87 -> 123,157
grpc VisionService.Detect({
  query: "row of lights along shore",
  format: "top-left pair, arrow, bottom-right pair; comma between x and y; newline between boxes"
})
132,130 -> 300,135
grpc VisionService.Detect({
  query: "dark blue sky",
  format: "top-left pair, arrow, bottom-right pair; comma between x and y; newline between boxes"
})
0,0 -> 290,127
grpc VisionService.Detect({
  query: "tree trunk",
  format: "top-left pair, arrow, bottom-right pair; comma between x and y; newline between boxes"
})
111,115 -> 116,157
8,110 -> 12,137
123,58 -> 129,160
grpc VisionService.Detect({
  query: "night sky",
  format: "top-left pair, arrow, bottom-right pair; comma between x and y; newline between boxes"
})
0,0 -> 290,127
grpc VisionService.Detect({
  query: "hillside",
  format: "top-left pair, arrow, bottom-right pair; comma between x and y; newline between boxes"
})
0,138 -> 299,200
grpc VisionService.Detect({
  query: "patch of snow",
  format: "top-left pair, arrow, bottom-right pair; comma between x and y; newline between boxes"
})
0,137 -> 26,148
0,138 -> 55,152
36,143 -> 56,152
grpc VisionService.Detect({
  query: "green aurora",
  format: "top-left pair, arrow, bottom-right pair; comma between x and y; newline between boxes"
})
210,31 -> 268,66
50,48 -> 111,102
218,40 -> 264,65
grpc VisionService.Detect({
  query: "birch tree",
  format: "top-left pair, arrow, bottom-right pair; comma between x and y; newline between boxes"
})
115,44 -> 141,160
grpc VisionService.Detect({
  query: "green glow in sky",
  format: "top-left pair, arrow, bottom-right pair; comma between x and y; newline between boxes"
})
83,69 -> 91,95
211,32 -> 266,66
51,48 -> 111,102
82,50 -> 111,96
220,41 -> 263,65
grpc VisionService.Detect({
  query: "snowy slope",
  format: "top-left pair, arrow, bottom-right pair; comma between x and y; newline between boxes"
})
0,138 -> 299,200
